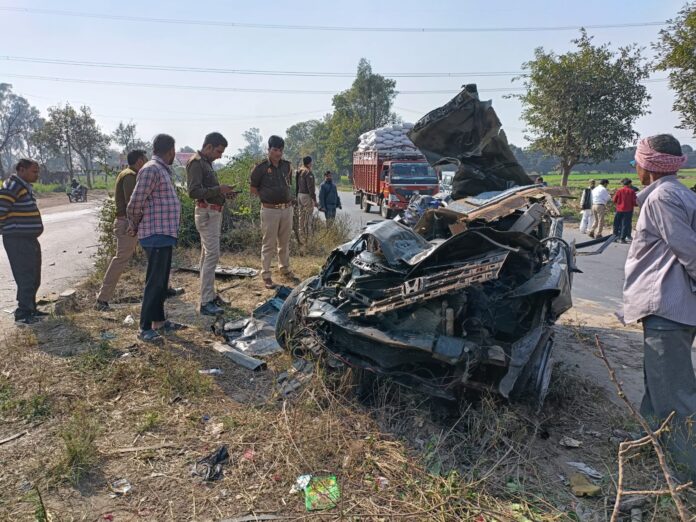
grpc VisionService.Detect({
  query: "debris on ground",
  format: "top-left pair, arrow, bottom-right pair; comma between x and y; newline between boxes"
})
276,358 -> 315,397
191,445 -> 229,481
100,331 -> 117,340
559,436 -> 583,448
569,473 -> 601,497
220,515 -> 283,522
566,462 -> 603,479
213,342 -> 267,371
199,368 -> 223,375
289,474 -> 312,494
123,314 -> 135,326
109,478 -> 132,497
304,475 -> 341,511
178,265 -> 259,278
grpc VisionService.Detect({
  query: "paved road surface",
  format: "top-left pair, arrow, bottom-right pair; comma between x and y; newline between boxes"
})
335,188 -> 630,315
0,198 -> 101,322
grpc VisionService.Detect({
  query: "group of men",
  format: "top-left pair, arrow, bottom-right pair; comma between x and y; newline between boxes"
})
3,132 -> 696,478
579,177 -> 638,243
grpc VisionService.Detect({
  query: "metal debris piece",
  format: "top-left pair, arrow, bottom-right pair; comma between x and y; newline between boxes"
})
566,462 -> 603,479
178,265 -> 259,278
570,473 -> 601,497
191,446 -> 229,481
559,436 -> 583,448
109,478 -> 132,496
213,342 -> 266,372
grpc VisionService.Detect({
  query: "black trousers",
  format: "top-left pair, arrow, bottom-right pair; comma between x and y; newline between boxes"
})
3,236 -> 41,318
140,245 -> 172,331
613,211 -> 633,240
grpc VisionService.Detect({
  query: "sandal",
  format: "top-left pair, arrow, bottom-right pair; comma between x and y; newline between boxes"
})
138,329 -> 164,343
157,320 -> 188,333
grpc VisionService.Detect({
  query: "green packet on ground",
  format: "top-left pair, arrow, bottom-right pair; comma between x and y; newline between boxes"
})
304,475 -> 341,511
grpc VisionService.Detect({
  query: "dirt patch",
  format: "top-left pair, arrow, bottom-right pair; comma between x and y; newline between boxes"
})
0,249 -> 690,520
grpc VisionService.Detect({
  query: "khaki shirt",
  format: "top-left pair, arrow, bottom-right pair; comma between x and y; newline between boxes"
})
114,167 -> 137,217
296,167 -> 316,202
250,158 -> 292,204
186,152 -> 225,206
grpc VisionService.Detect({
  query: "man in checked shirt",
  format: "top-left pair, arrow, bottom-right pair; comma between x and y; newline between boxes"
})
127,134 -> 186,343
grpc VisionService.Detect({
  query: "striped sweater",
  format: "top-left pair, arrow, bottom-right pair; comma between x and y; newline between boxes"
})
0,175 -> 44,237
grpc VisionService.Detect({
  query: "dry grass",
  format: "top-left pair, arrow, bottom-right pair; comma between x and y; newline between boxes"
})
0,244 -> 688,520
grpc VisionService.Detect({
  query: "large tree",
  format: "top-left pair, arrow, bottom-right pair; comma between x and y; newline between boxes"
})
655,2 -> 696,136
0,84 -> 41,177
238,127 -> 264,158
284,118 -> 330,169
324,59 -> 398,175
112,121 -> 149,154
516,31 -> 650,186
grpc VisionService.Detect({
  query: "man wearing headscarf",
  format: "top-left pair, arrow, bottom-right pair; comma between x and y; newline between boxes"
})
623,134 -> 696,480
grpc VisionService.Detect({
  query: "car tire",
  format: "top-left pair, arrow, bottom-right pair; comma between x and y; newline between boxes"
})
361,194 -> 371,213
275,276 -> 319,349
380,200 -> 392,219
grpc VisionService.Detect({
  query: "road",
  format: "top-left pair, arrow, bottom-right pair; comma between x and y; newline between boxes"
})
0,196 -> 101,322
336,188 -> 630,315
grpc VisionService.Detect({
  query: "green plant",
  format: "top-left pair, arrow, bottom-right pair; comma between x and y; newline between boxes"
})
56,410 -> 99,485
94,197 -> 117,274
75,341 -> 118,373
137,410 -> 162,434
156,352 -> 212,399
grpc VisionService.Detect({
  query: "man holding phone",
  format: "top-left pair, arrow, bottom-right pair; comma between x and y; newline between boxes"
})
187,132 -> 235,316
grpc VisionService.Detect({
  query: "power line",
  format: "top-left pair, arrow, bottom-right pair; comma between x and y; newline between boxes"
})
0,56 -> 524,79
0,6 -> 667,33
3,73 -> 670,97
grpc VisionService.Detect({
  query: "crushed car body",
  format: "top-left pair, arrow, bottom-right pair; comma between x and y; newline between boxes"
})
276,85 -> 577,407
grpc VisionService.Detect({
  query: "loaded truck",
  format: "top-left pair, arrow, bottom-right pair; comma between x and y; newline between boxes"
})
352,150 -> 440,219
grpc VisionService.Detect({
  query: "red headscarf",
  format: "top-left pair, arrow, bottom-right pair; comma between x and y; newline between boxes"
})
635,137 -> 687,173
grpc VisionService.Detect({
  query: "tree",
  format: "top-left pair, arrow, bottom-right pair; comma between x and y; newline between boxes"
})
179,145 -> 195,153
238,127 -> 264,158
0,84 -> 41,177
72,106 -> 111,188
112,122 -> 148,153
324,59 -> 398,175
284,119 -> 328,167
515,31 -> 650,186
655,2 -> 696,136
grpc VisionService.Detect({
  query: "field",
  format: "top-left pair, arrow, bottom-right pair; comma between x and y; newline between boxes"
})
542,168 -> 696,189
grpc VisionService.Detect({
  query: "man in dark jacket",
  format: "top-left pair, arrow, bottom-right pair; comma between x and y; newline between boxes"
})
318,171 -> 342,222
0,159 -> 45,324
579,179 -> 595,234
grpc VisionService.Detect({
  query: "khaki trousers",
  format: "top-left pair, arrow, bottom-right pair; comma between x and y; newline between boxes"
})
194,206 -> 222,305
97,217 -> 138,302
590,204 -> 607,237
260,206 -> 292,280
298,193 -> 314,239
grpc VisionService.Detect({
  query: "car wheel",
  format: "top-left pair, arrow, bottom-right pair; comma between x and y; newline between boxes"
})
380,200 -> 392,219
275,276 -> 319,349
361,194 -> 371,213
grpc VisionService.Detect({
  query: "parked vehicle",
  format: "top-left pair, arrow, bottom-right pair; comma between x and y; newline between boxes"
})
352,150 -> 440,219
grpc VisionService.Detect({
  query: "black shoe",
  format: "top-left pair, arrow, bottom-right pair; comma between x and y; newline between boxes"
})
156,320 -> 188,334
138,329 -> 164,343
200,302 -> 225,316
32,309 -> 50,317
15,314 -> 41,325
212,295 -> 229,307
95,300 -> 111,311
166,287 -> 184,299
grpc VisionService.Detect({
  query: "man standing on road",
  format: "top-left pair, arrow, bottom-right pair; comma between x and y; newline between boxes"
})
0,159 -> 46,325
318,171 -> 342,223
589,179 -> 610,238
187,132 -> 235,316
612,178 -> 638,243
95,150 -> 148,311
127,134 -> 184,343
579,179 -> 595,234
623,134 -> 696,480
250,135 -> 299,290
296,156 -> 317,239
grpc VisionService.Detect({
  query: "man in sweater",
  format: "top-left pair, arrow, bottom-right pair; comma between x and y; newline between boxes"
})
623,134 -> 696,480
127,134 -> 184,343
0,159 -> 45,324
95,149 -> 148,310
612,179 -> 638,243
318,171 -> 342,222
186,132 -> 235,316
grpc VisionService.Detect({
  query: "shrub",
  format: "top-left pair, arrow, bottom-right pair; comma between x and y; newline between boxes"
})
94,197 -> 117,274
56,410 -> 100,485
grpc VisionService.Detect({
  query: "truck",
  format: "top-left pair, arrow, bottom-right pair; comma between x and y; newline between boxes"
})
352,150 -> 440,219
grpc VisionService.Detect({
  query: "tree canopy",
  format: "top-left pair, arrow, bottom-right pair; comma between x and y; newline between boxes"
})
516,31 -> 650,186
655,2 -> 696,136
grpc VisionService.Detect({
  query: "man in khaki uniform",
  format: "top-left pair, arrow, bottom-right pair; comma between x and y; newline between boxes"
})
187,132 -> 235,316
296,156 -> 317,239
95,150 -> 147,310
250,135 -> 299,289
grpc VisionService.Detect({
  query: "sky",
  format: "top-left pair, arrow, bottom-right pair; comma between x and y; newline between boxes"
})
1,0 -> 693,158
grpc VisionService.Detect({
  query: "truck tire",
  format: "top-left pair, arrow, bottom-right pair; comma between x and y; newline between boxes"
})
361,194 -> 371,213
380,200 -> 392,219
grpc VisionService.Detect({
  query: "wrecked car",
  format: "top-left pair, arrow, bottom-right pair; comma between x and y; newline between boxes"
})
276,85 -> 576,407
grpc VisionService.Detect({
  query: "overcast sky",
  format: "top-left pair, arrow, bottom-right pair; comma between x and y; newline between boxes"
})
2,0 -> 693,157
